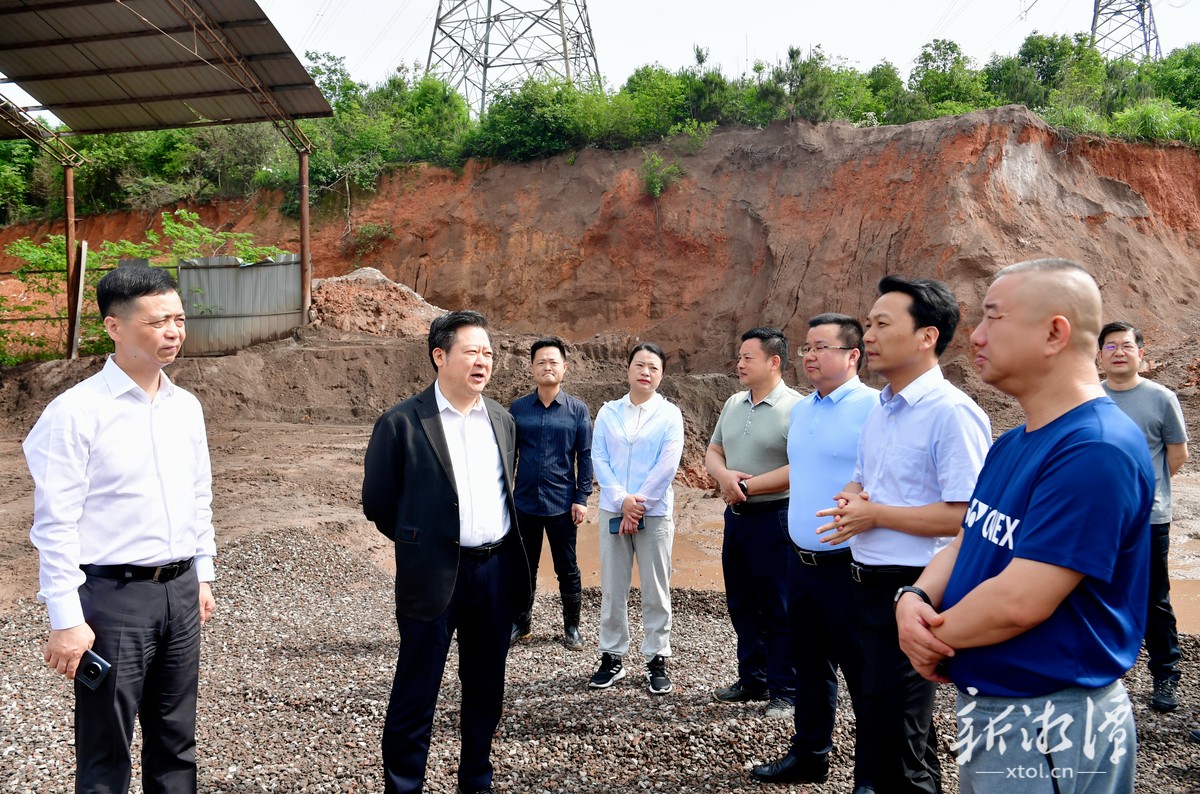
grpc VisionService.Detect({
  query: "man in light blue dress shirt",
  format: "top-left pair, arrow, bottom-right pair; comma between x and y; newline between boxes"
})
816,277 -> 991,794
748,313 -> 879,791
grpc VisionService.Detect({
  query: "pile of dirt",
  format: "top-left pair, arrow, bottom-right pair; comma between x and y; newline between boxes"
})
309,266 -> 443,336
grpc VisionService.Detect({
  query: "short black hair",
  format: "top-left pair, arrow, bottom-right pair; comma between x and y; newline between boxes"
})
808,312 -> 865,372
740,326 -> 788,364
530,336 -> 567,362
1098,321 -> 1143,350
96,266 -> 178,319
628,341 -> 666,372
878,275 -> 960,357
428,310 -> 489,370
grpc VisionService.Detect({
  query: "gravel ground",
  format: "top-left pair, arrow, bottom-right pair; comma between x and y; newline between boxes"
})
1,527 -> 1197,793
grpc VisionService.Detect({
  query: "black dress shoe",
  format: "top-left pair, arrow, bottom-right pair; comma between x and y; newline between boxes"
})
751,752 -> 829,784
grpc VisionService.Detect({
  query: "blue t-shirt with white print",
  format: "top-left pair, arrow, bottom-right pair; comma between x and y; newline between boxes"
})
943,397 -> 1152,698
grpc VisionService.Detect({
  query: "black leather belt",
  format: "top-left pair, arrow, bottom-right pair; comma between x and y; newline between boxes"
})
460,537 -> 507,561
728,498 -> 789,517
81,558 -> 194,583
792,545 -> 851,567
849,561 -> 923,583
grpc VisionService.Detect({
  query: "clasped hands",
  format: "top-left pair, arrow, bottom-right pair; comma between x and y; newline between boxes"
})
895,595 -> 956,684
716,470 -> 749,506
814,489 -> 875,545
618,494 -> 647,534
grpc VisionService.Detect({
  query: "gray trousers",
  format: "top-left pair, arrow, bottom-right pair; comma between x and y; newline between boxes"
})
955,679 -> 1135,794
76,570 -> 201,793
597,508 -> 674,661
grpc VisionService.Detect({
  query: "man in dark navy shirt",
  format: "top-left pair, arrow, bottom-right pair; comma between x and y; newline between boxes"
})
509,337 -> 594,649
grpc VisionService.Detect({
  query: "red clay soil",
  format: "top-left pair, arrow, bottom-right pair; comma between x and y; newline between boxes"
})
3,105 -> 1198,376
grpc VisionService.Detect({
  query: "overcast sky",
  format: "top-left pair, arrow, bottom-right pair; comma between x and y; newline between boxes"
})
264,0 -> 1199,89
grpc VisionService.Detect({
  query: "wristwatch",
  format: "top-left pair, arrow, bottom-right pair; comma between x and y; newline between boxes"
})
737,479 -> 750,496
894,585 -> 932,609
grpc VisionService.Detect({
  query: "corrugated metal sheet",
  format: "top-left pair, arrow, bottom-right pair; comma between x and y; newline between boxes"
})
0,0 -> 331,140
177,255 -> 302,355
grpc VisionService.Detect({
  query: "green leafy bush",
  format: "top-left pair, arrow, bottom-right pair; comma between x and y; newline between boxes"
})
1,213 -> 288,363
463,79 -> 587,162
1042,104 -> 1111,136
1110,98 -> 1200,143
640,151 -> 685,198
666,119 -> 716,156
350,221 -> 395,259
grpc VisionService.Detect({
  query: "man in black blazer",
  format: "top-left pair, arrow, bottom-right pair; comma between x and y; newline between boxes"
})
363,309 -> 531,794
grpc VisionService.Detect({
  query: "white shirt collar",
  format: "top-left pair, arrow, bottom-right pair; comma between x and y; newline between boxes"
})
100,355 -> 173,400
620,391 -> 663,413
434,380 -> 484,416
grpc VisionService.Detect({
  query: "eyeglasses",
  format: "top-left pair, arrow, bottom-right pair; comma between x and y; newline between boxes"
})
1101,343 -> 1139,354
800,344 -> 854,355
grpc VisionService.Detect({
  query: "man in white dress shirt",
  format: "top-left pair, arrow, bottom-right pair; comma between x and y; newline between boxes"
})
24,265 -> 216,792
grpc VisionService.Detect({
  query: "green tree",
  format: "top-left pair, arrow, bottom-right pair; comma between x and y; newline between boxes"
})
0,141 -> 35,224
771,46 -> 835,123
983,54 -> 1047,108
464,79 -> 586,161
867,61 -> 931,124
620,66 -> 689,140
306,51 -> 367,114
1145,44 -> 1200,110
827,64 -> 884,123
400,73 -> 471,165
1017,32 -> 1083,86
909,39 -> 992,108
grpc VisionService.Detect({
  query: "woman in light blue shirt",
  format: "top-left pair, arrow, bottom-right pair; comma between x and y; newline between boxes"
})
587,342 -> 685,695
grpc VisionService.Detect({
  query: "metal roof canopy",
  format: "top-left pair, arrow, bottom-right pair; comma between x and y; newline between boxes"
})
0,0 -> 333,356
0,0 -> 331,143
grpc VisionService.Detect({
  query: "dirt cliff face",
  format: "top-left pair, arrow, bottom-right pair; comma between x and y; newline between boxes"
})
333,105 -> 1200,374
3,105 -> 1198,376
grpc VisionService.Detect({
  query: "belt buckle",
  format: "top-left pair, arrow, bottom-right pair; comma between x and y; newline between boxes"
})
798,549 -> 818,566
729,503 -> 743,516
152,565 -> 166,583
850,562 -> 862,583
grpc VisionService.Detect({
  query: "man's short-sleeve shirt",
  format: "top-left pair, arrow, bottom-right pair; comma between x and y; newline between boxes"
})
787,377 -> 879,551
1102,379 -> 1188,523
851,366 -> 991,567
710,379 -> 802,501
942,398 -> 1153,697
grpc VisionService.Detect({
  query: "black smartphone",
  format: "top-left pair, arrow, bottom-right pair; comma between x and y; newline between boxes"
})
77,649 -> 111,690
608,516 -> 646,534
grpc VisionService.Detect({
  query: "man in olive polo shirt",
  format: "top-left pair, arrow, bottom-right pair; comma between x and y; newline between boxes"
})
706,327 -> 802,719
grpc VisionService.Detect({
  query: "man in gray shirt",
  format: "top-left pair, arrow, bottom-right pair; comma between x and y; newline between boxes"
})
706,327 -> 802,719
1099,320 -> 1190,712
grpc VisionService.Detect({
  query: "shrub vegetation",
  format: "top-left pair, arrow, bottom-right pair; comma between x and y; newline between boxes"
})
0,38 -> 1197,225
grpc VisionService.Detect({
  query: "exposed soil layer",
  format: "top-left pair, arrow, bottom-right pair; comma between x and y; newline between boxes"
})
3,107 -> 1199,374
1,110 -> 1199,790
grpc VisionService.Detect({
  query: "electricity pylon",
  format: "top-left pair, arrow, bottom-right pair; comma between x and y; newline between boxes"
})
427,0 -> 600,117
1090,0 -> 1161,61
